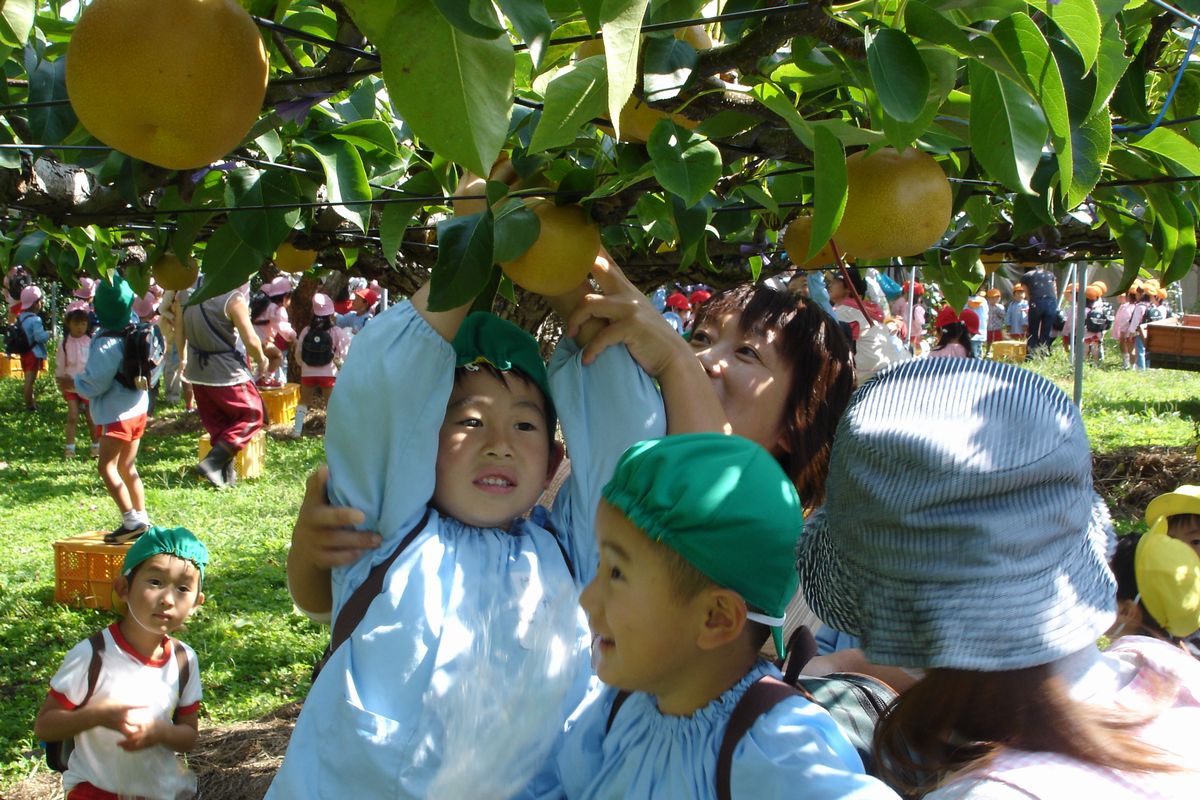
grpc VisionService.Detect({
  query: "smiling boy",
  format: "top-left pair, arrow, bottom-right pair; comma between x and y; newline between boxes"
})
35,527 -> 207,800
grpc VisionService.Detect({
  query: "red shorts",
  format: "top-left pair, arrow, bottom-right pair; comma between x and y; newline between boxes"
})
67,782 -> 119,799
62,390 -> 89,406
274,332 -> 291,351
20,351 -> 43,373
301,376 -> 336,388
100,414 -> 147,442
986,330 -> 1003,343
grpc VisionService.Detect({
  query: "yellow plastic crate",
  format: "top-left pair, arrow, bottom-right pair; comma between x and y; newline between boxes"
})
260,383 -> 300,425
0,354 -> 23,378
54,532 -> 130,610
991,340 -> 1027,364
198,429 -> 265,479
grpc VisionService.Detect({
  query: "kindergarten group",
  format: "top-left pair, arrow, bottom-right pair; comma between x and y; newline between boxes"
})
8,237 -> 1200,799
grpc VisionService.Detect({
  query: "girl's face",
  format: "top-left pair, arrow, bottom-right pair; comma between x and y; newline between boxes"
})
688,312 -> 793,454
827,278 -> 847,303
67,317 -> 88,338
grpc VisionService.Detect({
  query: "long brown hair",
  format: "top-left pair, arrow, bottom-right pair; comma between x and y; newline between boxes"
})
694,284 -> 853,508
875,665 -> 1180,794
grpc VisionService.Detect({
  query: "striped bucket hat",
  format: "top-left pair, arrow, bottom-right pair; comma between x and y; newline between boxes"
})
798,358 -> 1116,671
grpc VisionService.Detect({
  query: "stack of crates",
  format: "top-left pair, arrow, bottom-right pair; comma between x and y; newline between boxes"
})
0,354 -> 23,378
260,383 -> 300,425
991,340 -> 1027,364
198,429 -> 266,479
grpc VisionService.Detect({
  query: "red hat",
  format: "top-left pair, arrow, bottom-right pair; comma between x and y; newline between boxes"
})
353,287 -> 380,306
689,289 -> 712,306
935,305 -> 980,335
665,291 -> 691,311
902,281 -> 925,297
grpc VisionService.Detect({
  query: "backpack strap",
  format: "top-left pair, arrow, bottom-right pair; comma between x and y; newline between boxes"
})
80,631 -> 106,706
605,690 -> 632,734
715,677 -> 803,800
172,638 -> 192,719
780,625 -> 819,685
312,507 -> 432,680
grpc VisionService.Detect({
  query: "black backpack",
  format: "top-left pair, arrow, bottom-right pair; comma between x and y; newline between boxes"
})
6,268 -> 30,300
248,290 -> 272,325
45,631 -> 193,771
1084,301 -> 1112,333
300,325 -> 335,367
1145,303 -> 1166,322
102,323 -> 165,390
4,315 -> 32,355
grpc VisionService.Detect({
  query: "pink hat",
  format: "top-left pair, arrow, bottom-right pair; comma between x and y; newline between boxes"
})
263,276 -> 293,297
132,293 -> 160,319
73,277 -> 96,300
65,299 -> 90,314
312,292 -> 334,317
19,285 -> 42,310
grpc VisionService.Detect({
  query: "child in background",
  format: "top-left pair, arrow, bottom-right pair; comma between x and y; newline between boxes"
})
73,277 -> 98,333
799,357 -> 1200,798
984,287 -> 1004,358
928,306 -> 977,359
1005,283 -> 1029,340
16,285 -> 51,411
251,276 -> 295,388
1082,283 -> 1113,366
549,433 -> 897,799
289,293 -> 350,439
35,526 -> 207,800
335,286 -> 379,334
133,291 -> 167,417
1107,531 -> 1200,655
890,281 -> 926,351
56,307 -> 99,459
76,276 -> 151,544
965,294 -> 988,358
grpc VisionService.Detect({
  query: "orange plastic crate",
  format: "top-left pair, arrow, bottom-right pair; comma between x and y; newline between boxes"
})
260,383 -> 300,424
991,340 -> 1026,364
0,354 -> 22,378
54,532 -> 130,610
198,429 -> 265,479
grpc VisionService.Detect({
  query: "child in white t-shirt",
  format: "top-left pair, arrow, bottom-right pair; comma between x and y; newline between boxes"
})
34,527 -> 208,800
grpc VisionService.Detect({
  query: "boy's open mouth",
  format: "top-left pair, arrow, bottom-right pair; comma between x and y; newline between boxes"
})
474,470 -> 516,492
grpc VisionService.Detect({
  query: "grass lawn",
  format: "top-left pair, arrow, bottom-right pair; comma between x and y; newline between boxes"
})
1,346 -> 1198,791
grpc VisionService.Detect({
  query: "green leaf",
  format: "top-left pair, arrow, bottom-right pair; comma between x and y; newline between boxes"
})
737,182 -> 779,219
866,27 -> 930,123
808,126 -> 846,261
330,119 -> 399,155
968,60 -> 1047,195
1128,127 -> 1200,175
647,122 -> 722,206
880,46 -> 957,150
1068,108 -> 1110,208
600,0 -> 652,142
25,50 -> 76,145
0,0 -> 34,47
428,212 -> 496,311
191,224 -> 263,306
987,14 -> 1073,200
497,0 -> 554,68
530,56 -> 609,153
671,195 -> 712,270
223,168 -> 303,257
255,130 -> 283,162
344,0 -> 513,177
379,171 -> 443,268
750,81 -> 812,149
642,34 -> 698,102
492,199 -> 541,262
904,1 -> 973,54
1096,202 -> 1146,289
431,0 -> 505,39
1087,21 -> 1130,117
1028,0 -> 1101,71
1144,186 -> 1197,285
1161,193 -> 1197,285
295,138 -> 372,232
13,230 -> 46,266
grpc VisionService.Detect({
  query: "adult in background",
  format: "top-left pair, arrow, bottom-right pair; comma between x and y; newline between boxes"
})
1021,263 -> 1058,357
181,280 -> 268,488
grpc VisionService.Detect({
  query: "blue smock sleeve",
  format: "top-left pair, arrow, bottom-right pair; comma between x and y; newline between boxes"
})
730,698 -> 901,799
74,336 -> 118,400
324,301 -> 456,615
547,339 -> 666,584
807,272 -> 835,316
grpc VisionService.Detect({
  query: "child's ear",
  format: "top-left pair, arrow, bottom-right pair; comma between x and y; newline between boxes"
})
193,591 -> 206,611
1114,598 -> 1143,632
695,589 -> 748,651
113,574 -> 130,601
544,441 -> 566,485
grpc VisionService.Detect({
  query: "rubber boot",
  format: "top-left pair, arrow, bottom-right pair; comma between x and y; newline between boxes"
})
195,439 -> 236,488
290,405 -> 308,439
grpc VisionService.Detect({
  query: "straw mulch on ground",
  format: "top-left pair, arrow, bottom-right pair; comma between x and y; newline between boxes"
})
1092,445 -> 1200,520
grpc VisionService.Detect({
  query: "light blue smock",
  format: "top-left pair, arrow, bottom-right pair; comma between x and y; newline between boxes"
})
74,333 -> 149,425
547,660 -> 901,800
268,301 -> 665,799
18,311 -> 49,359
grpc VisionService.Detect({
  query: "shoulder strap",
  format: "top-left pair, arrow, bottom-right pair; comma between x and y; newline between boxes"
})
174,639 -> 191,702
605,690 -> 632,734
328,507 -> 433,656
715,677 -> 803,800
80,631 -> 106,707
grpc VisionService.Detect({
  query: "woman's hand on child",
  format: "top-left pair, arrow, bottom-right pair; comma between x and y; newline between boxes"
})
292,465 -> 380,568
567,252 -> 692,377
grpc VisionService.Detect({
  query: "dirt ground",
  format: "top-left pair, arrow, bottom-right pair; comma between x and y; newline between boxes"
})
8,446 -> 1194,799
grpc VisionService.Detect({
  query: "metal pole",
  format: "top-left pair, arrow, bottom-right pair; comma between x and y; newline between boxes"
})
1073,267 -> 1085,407
905,266 -> 916,354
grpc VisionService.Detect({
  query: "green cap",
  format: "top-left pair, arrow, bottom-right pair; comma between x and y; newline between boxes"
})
122,526 -> 209,585
95,274 -> 134,332
452,312 -> 555,431
602,433 -> 802,656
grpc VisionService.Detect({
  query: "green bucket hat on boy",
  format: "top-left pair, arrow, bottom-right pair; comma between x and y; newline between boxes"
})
94,274 -> 135,332
452,312 -> 555,429
122,526 -> 209,585
602,433 -> 803,655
